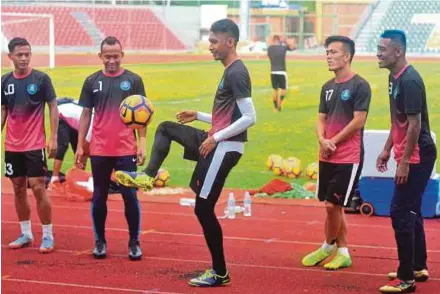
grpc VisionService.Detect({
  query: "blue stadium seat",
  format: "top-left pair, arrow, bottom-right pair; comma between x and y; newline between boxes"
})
360,0 -> 440,53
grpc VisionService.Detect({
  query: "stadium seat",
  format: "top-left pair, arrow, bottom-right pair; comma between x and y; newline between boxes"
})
356,0 -> 440,53
1,5 -> 93,46
1,5 -> 186,50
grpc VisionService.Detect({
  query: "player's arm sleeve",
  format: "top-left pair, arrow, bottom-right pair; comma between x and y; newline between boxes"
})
85,113 -> 94,142
78,78 -> 93,109
354,81 -> 371,112
212,98 -> 256,142
211,69 -> 255,141
230,70 -> 252,99
196,112 -> 212,124
134,76 -> 147,97
318,86 -> 327,114
1,79 -> 7,106
43,74 -> 57,102
401,80 -> 423,114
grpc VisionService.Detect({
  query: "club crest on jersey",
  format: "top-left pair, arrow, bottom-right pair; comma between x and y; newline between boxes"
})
393,87 -> 399,99
27,84 -> 38,95
218,79 -> 224,90
340,89 -> 351,101
120,80 -> 131,91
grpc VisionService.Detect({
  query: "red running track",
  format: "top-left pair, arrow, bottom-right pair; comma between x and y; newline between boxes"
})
2,193 -> 440,293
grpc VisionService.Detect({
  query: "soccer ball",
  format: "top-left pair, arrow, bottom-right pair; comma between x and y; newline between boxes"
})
306,162 -> 319,180
272,159 -> 283,176
154,168 -> 170,187
119,95 -> 154,129
281,157 -> 302,178
266,154 -> 283,170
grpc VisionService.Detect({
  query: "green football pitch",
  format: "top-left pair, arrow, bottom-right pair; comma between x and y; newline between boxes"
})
2,59 -> 439,189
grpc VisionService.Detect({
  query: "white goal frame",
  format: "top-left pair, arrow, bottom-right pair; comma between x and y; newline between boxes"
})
1,12 -> 55,68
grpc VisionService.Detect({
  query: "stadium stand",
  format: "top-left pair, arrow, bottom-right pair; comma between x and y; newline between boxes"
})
2,6 -> 93,47
1,5 -> 186,50
84,7 -> 186,50
355,0 -> 440,54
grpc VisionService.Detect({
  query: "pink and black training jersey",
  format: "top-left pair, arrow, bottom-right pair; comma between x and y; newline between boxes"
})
1,69 -> 56,152
389,65 -> 436,164
78,69 -> 146,156
209,59 -> 251,142
319,74 -> 371,164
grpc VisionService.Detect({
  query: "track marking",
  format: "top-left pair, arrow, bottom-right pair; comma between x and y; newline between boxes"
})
2,221 -> 440,253
3,201 -> 439,232
73,249 -> 91,256
2,245 -> 439,282
1,276 -> 186,293
141,229 -> 156,235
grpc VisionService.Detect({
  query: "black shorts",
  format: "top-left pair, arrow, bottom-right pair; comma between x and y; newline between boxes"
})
271,74 -> 287,90
318,161 -> 362,206
190,148 -> 242,199
166,122 -> 241,198
153,121 -> 242,200
56,118 -> 78,160
4,149 -> 48,178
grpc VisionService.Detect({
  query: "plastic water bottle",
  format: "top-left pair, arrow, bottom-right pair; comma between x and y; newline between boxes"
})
227,192 -> 236,219
243,191 -> 252,217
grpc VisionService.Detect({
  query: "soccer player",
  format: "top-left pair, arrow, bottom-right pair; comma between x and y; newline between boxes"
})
114,19 -> 256,286
1,37 -> 59,253
74,36 -> 147,260
301,36 -> 371,270
376,30 -> 436,293
50,97 -> 93,187
267,34 -> 296,111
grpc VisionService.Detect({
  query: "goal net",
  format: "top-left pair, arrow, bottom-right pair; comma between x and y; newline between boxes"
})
1,12 -> 55,69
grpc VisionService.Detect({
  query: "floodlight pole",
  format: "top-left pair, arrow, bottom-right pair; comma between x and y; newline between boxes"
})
240,0 -> 250,41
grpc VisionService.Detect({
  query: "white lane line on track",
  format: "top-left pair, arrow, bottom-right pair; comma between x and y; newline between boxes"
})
1,277 -> 187,294
2,220 -> 440,254
2,245 -> 439,283
2,201 -> 439,232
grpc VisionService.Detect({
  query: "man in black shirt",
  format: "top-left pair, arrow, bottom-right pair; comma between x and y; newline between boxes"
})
115,19 -> 256,287
301,36 -> 371,271
267,35 -> 296,111
2,38 -> 59,254
376,30 -> 436,293
75,36 -> 147,261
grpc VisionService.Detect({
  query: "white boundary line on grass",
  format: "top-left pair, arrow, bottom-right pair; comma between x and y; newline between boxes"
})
1,277 -> 186,294
2,201 -> 440,232
2,245 -> 440,283
2,220 -> 440,254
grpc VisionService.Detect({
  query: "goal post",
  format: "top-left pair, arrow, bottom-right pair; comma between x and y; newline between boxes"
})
1,12 -> 55,69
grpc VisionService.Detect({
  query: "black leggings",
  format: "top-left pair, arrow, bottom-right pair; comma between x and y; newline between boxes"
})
144,121 -> 241,274
56,119 -> 78,160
